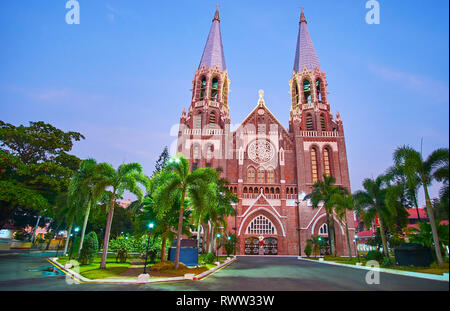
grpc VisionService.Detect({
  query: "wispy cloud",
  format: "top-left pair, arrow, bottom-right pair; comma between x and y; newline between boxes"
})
106,4 -> 118,22
367,64 -> 449,103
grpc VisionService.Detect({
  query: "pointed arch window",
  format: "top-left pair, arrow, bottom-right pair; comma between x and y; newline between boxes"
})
292,80 -> 299,107
319,223 -> 328,235
222,80 -> 229,107
324,148 -> 331,177
267,167 -> 275,184
257,168 -> 265,183
306,114 -> 314,131
320,114 -> 326,132
211,77 -> 219,101
247,167 -> 256,183
193,144 -> 201,160
195,112 -> 202,129
209,113 -> 216,127
303,80 -> 311,103
316,79 -> 322,102
311,147 -> 319,183
246,215 -> 277,235
199,77 -> 207,100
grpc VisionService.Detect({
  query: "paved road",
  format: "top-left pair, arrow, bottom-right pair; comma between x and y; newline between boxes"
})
0,252 -> 447,291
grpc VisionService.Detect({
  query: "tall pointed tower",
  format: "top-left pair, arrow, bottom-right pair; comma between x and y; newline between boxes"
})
287,9 -> 353,256
178,8 -> 231,172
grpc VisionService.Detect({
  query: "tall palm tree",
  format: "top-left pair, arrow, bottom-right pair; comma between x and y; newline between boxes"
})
153,156 -> 217,269
432,149 -> 449,221
53,192 -> 81,256
305,174 -> 347,257
393,146 -> 448,267
354,175 -> 393,259
94,162 -> 150,269
330,193 -> 355,259
69,159 -> 104,257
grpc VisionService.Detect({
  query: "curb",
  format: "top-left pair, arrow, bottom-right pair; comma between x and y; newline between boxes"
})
298,257 -> 449,282
47,256 -> 237,285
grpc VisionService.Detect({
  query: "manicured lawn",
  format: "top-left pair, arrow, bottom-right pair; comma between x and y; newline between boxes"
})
55,255 -> 131,279
55,254 -> 232,279
313,255 -> 449,275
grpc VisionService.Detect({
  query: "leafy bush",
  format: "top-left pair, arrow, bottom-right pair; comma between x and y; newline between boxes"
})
204,252 -> 216,264
381,257 -> 392,267
14,230 -> 30,241
223,233 -> 238,256
365,250 -> 383,262
69,236 -> 81,258
304,240 -> 312,257
109,236 -> 130,263
150,261 -> 186,272
79,232 -> 99,265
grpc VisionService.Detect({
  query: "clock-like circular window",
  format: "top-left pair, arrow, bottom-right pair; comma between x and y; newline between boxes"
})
248,140 -> 275,164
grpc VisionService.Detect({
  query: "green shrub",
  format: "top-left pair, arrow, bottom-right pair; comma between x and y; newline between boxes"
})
204,252 -> 216,264
365,250 -> 383,262
150,261 -> 187,271
69,236 -> 81,258
79,232 -> 99,265
304,240 -> 312,257
223,233 -> 238,256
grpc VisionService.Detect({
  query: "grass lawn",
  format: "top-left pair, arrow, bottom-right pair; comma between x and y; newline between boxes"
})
54,253 -> 232,280
317,255 -> 449,275
55,255 -> 130,279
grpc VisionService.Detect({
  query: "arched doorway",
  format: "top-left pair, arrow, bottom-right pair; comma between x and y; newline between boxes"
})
263,237 -> 278,255
244,237 -> 278,255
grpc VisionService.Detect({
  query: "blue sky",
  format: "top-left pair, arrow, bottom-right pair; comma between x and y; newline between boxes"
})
0,0 -> 448,203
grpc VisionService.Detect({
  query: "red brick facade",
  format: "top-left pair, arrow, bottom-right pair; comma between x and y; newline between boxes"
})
176,9 -> 356,257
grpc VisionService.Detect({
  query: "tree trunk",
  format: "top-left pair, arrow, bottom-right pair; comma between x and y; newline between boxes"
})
424,183 -> 444,267
100,192 -> 116,269
377,213 -> 390,259
161,235 -> 167,263
345,223 -> 352,259
77,200 -> 91,258
175,188 -> 186,269
205,222 -> 210,254
197,222 -> 201,250
326,212 -> 336,256
63,221 -> 73,256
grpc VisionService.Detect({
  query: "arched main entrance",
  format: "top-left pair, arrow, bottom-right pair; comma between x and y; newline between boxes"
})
244,237 -> 278,255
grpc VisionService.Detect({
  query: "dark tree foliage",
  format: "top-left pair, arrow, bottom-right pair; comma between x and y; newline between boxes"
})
0,120 -> 83,229
153,146 -> 170,175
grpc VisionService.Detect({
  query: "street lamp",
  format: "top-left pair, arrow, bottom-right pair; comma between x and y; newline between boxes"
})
216,233 -> 221,263
143,222 -> 154,275
68,227 -> 80,261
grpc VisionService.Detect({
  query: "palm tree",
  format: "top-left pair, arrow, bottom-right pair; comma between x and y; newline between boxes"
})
432,149 -> 449,221
52,192 -> 81,256
153,156 -> 217,269
354,175 -> 393,259
69,159 -> 104,257
330,193 -> 355,259
94,162 -> 150,269
393,146 -> 449,267
305,174 -> 347,257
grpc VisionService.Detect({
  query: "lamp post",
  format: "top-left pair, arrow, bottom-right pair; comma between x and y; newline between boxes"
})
216,233 -> 221,263
143,222 -> 154,275
68,227 -> 80,261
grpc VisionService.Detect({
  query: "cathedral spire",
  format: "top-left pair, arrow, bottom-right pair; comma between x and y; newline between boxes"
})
199,7 -> 226,70
293,7 -> 320,72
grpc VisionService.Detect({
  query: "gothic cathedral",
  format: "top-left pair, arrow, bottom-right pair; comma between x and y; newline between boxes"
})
176,8 -> 356,256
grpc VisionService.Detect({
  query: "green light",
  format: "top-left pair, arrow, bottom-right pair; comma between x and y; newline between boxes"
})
216,233 -> 221,239
74,227 -> 80,232
148,223 -> 154,229
227,236 -> 231,240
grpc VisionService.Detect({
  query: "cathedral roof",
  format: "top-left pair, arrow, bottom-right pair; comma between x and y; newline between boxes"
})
199,8 -> 227,70
293,8 -> 321,72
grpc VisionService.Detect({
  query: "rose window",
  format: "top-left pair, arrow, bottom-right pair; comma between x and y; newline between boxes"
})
248,140 -> 275,164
